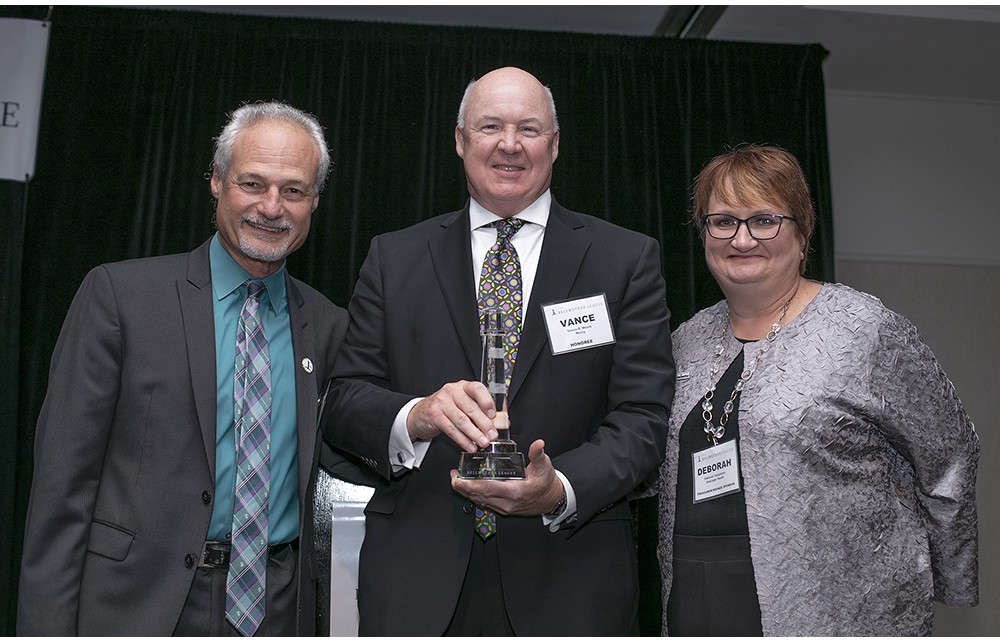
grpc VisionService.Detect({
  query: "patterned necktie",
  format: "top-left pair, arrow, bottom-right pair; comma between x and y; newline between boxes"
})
226,281 -> 272,637
475,217 -> 525,540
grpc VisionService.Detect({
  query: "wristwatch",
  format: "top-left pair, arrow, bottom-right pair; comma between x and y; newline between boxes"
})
545,485 -> 568,518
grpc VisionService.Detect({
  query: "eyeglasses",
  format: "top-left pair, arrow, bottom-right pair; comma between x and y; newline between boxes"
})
702,213 -> 796,240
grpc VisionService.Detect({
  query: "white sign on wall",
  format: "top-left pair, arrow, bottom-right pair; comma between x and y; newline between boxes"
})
0,18 -> 50,182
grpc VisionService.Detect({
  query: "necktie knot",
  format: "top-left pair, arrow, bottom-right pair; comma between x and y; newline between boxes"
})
246,280 -> 265,301
493,217 -> 524,244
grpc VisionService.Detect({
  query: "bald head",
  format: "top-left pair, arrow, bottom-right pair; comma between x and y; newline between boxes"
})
457,67 -> 559,133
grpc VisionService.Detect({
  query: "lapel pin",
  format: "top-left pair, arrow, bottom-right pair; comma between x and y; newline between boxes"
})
301,358 -> 314,374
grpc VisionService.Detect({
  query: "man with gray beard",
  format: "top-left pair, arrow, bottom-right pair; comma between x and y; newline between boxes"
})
18,102 -> 358,636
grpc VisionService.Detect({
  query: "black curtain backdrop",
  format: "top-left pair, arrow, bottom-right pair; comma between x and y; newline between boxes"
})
0,5 -> 832,635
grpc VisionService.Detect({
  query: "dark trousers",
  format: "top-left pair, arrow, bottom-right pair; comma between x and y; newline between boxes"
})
444,535 -> 516,636
173,543 -> 299,636
667,534 -> 763,636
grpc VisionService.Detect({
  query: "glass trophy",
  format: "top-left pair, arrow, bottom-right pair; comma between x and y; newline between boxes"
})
458,308 -> 526,479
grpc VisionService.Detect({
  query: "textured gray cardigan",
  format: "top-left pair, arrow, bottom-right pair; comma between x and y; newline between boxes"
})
656,282 -> 979,636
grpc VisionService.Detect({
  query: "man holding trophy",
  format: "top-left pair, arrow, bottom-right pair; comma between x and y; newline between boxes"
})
321,66 -> 674,635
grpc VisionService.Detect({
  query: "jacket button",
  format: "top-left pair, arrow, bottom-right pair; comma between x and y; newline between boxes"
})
202,490 -> 211,504
184,554 -> 195,568
462,501 -> 473,514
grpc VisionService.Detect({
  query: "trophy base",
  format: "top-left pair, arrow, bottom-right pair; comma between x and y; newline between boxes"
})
458,450 -> 526,480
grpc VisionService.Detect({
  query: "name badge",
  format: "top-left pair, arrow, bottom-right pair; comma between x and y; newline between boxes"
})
541,293 -> 616,355
692,439 -> 741,503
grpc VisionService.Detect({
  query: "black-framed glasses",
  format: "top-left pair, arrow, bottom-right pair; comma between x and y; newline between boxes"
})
703,213 -> 796,240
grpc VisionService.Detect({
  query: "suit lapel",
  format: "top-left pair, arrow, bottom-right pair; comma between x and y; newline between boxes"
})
509,202 -> 591,401
178,239 -> 218,476
429,207 -> 481,377
286,276 -> 318,502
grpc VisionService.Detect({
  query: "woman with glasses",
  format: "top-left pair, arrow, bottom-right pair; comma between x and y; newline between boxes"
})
653,145 -> 979,635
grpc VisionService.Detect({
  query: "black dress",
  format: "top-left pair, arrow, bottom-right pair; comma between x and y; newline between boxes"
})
667,347 -> 763,636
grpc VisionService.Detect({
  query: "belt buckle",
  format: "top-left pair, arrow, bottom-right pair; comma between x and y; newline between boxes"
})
198,541 -> 231,568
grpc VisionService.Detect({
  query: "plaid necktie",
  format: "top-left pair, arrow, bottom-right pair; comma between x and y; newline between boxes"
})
475,217 -> 525,540
226,280 -> 272,636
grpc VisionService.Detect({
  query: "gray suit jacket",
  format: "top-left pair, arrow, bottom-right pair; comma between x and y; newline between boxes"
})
322,200 -> 675,635
17,238 -> 350,635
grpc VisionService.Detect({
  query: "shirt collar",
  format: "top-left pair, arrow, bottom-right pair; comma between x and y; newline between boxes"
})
469,190 -> 551,232
209,233 -> 287,314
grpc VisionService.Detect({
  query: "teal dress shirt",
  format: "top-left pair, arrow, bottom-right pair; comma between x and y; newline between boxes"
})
207,234 -> 298,544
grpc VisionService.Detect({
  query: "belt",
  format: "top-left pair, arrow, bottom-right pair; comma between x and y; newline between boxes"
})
197,538 -> 299,569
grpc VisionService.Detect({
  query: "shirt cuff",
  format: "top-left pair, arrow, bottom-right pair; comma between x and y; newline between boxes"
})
542,469 -> 577,532
389,398 -> 430,473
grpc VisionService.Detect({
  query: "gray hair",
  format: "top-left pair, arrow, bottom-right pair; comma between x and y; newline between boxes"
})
213,101 -> 331,193
455,78 -> 559,133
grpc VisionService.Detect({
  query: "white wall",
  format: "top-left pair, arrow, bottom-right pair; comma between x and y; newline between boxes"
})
827,91 -> 1000,636
830,92 -> 1000,266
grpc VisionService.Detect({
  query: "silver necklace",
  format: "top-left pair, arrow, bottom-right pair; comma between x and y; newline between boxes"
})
701,298 -> 791,445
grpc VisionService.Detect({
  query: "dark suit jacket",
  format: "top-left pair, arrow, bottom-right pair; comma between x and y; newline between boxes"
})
17,238 -> 350,635
322,200 -> 675,635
